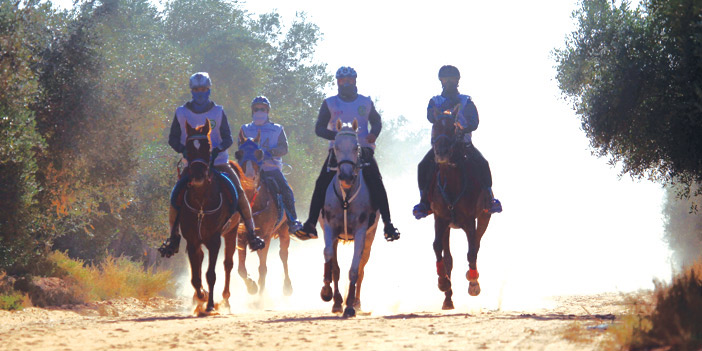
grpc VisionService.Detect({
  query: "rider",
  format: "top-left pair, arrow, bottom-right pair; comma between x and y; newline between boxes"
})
294,66 -> 401,241
239,96 -> 304,234
412,65 -> 502,219
159,72 -> 263,257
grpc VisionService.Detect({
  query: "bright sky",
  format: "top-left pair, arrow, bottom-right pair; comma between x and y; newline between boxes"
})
50,0 -> 672,312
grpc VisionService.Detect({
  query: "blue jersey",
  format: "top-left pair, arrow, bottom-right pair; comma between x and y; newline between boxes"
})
240,122 -> 285,171
427,94 -> 479,143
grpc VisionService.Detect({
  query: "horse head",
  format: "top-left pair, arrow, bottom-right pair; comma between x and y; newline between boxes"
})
334,118 -> 360,190
185,119 -> 212,187
235,129 -> 264,181
431,103 -> 463,164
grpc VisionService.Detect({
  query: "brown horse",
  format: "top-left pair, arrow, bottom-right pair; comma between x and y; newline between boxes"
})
179,120 -> 264,314
429,106 -> 492,310
233,130 -> 293,297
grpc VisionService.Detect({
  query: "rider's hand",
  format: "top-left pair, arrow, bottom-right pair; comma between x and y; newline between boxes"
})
366,134 -> 377,144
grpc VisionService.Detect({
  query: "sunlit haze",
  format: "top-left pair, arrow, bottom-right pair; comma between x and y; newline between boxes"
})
51,0 -> 672,314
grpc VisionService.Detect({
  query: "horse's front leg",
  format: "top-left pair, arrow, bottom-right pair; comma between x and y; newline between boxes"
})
465,218 -> 481,296
354,220 -> 377,312
222,223 -> 237,309
344,228 -> 368,318
278,228 -> 293,296
256,236 -> 272,295
237,230 -> 258,295
205,233 -> 221,312
186,241 -> 206,307
433,217 -> 453,310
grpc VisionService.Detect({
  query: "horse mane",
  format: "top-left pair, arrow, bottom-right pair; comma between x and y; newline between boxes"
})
228,160 -> 253,191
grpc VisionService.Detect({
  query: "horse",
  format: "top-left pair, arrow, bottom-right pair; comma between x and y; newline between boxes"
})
233,129 -> 294,297
178,119 -> 264,314
319,119 -> 380,318
429,105 -> 492,310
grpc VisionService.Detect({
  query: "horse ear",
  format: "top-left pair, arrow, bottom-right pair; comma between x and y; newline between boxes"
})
238,128 -> 247,145
336,119 -> 342,131
185,120 -> 195,136
254,129 -> 261,144
203,118 -> 211,134
352,118 -> 358,132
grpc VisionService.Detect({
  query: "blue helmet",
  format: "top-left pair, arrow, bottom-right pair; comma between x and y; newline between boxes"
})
189,72 -> 211,89
335,66 -> 357,79
251,96 -> 271,109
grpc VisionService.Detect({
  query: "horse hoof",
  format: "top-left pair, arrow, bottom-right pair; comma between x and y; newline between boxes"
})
438,276 -> 451,292
442,300 -> 455,310
246,280 -> 258,295
332,303 -> 343,314
353,300 -> 361,311
320,286 -> 333,302
283,279 -> 293,296
343,306 -> 356,318
469,281 -> 481,296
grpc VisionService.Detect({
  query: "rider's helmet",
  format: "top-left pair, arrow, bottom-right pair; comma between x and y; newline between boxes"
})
335,66 -> 357,79
251,96 -> 271,109
189,72 -> 211,89
438,65 -> 460,79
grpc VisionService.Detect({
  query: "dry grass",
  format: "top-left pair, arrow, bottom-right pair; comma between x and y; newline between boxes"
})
48,251 -> 175,303
0,271 -> 32,311
562,321 -> 596,344
603,258 -> 702,351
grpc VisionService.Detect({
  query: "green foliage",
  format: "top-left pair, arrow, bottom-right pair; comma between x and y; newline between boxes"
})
0,292 -> 29,311
555,0 -> 702,199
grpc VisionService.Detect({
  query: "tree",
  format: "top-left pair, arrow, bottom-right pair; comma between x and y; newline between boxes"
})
555,0 -> 702,201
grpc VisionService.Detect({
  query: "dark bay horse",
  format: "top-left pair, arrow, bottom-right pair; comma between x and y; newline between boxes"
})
179,120 -> 264,314
429,106 -> 492,310
319,119 -> 379,318
233,130 -> 293,297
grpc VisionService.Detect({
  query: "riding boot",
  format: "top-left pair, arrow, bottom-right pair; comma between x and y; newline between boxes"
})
360,149 -> 400,242
158,206 -> 181,258
277,177 -> 303,234
413,149 -> 435,219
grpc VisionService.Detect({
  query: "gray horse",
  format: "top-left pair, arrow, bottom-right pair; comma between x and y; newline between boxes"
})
319,119 -> 380,318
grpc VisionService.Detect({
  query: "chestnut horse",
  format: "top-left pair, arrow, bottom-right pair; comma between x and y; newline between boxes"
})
429,106 -> 491,310
179,120 -> 264,314
233,130 -> 293,297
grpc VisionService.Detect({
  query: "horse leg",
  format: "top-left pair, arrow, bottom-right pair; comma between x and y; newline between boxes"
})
222,227 -> 237,310
465,218 -> 482,296
278,230 -> 293,296
205,234 -> 221,312
256,236 -> 272,295
331,244 -> 343,314
186,242 -> 206,312
344,229 -> 367,318
354,225 -> 376,311
237,231 -> 258,294
433,218 -> 453,309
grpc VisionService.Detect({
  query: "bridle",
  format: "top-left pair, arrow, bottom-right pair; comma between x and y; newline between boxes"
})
332,130 -> 363,236
185,133 -> 211,173
183,132 -> 224,240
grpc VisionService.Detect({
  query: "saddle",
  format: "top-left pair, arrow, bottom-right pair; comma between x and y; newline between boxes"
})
172,171 -> 238,215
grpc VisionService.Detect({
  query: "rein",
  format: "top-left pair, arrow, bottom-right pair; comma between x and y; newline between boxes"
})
436,158 -> 469,224
332,170 -> 363,237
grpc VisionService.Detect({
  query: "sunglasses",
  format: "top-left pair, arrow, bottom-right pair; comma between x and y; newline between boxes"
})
253,107 -> 268,112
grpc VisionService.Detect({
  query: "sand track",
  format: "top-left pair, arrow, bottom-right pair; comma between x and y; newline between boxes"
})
0,293 -> 626,351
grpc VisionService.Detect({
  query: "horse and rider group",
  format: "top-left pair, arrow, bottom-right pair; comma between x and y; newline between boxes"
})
157,65 -> 502,316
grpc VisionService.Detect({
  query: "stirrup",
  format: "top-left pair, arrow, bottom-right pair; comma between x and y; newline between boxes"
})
489,199 -> 502,214
158,234 -> 181,258
383,222 -> 400,242
412,202 -> 432,220
293,222 -> 318,241
287,219 -> 303,234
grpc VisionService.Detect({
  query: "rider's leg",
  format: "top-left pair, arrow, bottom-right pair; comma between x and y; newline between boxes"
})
360,148 -> 400,241
159,176 -> 189,257
413,149 -> 436,219
215,163 -> 265,250
295,150 -> 336,239
263,169 -> 303,233
465,145 -> 501,213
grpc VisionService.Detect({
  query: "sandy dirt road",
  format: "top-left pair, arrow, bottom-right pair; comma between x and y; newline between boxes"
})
0,293 -> 625,351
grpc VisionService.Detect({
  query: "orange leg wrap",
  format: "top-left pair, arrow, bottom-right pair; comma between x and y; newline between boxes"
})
436,260 -> 445,276
468,269 -> 479,281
